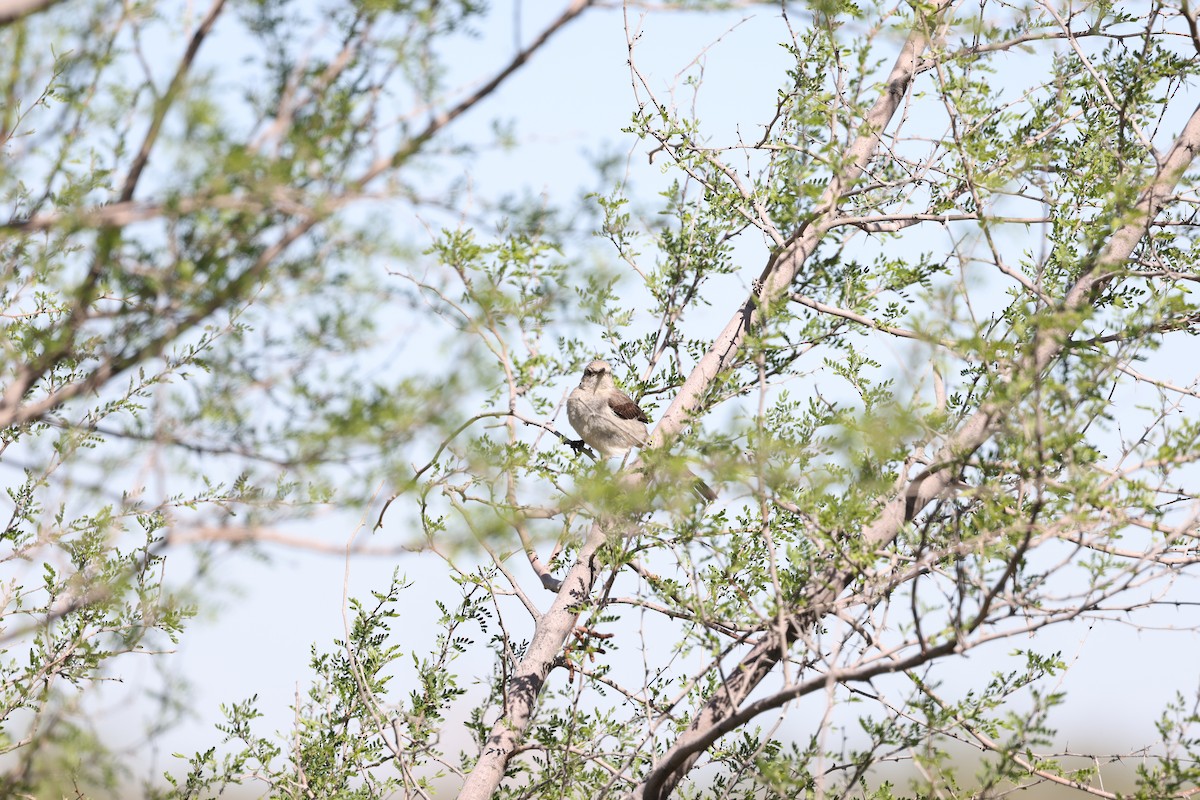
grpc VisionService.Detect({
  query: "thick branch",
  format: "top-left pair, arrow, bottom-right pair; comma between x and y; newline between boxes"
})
457,523 -> 609,799
165,526 -> 423,555
0,0 -> 61,25
646,5 -> 943,449
1,187 -> 339,234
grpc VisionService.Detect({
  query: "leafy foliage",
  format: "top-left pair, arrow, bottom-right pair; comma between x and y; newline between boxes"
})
3,0 -> 1200,798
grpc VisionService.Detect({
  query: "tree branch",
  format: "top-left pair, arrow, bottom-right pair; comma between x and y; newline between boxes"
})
457,521 -> 612,799
2,1 -> 591,438
120,0 -> 228,203
645,4 -> 946,450
0,0 -> 61,25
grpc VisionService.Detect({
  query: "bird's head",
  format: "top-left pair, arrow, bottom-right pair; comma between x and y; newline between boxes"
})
580,359 -> 613,390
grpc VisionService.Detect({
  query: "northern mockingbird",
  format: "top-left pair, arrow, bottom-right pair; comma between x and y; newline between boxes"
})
566,359 -> 716,502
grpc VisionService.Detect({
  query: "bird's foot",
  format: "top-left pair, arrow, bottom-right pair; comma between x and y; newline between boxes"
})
567,438 -> 595,458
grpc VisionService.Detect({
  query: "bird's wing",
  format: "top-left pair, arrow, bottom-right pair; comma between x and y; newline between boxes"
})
608,391 -> 650,423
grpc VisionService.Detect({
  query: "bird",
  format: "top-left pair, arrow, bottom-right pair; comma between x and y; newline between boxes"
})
566,359 -> 716,502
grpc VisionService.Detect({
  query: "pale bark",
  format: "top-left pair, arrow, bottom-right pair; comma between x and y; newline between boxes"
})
457,523 -> 609,798
0,0 -> 60,25
647,4 -> 950,448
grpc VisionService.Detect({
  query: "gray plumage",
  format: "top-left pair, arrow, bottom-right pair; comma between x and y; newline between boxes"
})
566,359 -> 716,501
566,360 -> 649,458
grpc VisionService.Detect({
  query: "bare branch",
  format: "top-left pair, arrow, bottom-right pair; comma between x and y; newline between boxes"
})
457,521 -> 614,799
119,0 -> 228,203
0,0 -> 61,25
165,526 -> 425,556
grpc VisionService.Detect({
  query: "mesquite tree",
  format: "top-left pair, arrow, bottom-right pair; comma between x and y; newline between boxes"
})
5,0 -> 1200,798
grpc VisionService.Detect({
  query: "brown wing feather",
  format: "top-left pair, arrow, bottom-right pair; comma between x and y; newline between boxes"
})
608,392 -> 649,423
